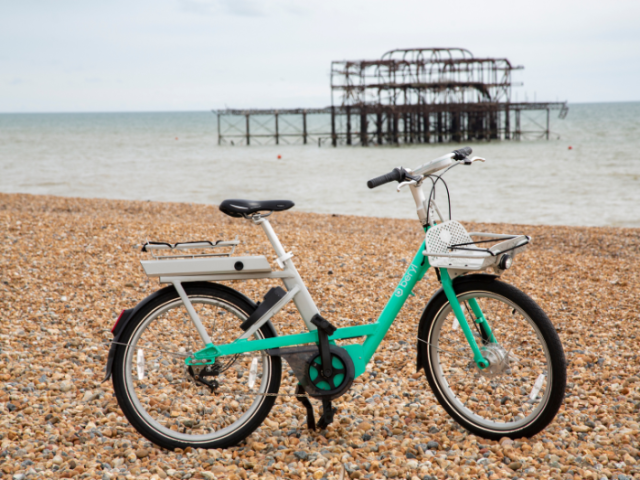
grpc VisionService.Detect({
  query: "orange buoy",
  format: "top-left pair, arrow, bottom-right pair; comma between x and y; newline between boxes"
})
568,146 -> 572,150
277,155 -> 282,159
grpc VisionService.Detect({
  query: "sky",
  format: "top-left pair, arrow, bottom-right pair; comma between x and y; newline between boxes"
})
1,0 -> 639,113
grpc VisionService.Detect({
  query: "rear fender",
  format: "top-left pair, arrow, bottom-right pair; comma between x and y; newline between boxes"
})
102,285 -> 178,383
415,273 -> 498,372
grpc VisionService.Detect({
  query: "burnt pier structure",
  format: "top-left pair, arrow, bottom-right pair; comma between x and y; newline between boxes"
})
216,48 -> 568,146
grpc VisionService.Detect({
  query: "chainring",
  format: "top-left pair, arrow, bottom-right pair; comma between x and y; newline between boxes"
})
304,345 -> 355,400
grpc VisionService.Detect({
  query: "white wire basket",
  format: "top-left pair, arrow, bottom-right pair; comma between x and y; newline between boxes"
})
424,220 -> 530,271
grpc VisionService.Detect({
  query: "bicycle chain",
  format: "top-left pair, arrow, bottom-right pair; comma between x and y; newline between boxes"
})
104,340 -> 312,398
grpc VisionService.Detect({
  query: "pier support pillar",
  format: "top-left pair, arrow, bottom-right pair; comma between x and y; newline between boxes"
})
217,112 -> 221,145
346,106 -> 352,145
245,114 -> 250,146
546,108 -> 550,140
331,106 -> 337,147
423,111 -> 430,143
393,113 -> 399,144
504,106 -> 510,140
360,108 -> 368,146
303,111 -> 307,145
490,110 -> 498,140
451,112 -> 461,143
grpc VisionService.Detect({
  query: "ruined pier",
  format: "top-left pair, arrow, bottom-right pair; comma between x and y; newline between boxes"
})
216,48 -> 568,146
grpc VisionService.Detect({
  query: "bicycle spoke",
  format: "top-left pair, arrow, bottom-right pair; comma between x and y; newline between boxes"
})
118,291 -> 280,446
428,289 -> 558,431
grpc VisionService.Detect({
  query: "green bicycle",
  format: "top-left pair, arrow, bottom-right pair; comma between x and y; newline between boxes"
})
104,147 -> 566,450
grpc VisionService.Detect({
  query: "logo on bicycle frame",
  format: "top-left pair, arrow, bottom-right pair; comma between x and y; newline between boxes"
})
395,264 -> 418,297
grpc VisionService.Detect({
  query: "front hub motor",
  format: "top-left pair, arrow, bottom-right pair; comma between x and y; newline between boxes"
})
478,344 -> 510,377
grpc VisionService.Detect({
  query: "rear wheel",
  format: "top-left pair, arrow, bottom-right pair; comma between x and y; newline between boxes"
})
111,282 -> 281,450
419,277 -> 566,439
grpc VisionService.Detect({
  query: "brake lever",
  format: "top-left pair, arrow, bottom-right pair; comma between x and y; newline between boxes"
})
463,156 -> 486,165
396,180 -> 416,191
396,170 -> 423,192
397,175 -> 424,192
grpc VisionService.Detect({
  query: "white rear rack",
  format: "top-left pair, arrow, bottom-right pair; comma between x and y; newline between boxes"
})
141,238 -> 239,260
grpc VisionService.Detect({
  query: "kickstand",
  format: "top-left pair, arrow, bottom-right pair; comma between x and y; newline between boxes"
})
295,384 -> 316,431
317,398 -> 336,430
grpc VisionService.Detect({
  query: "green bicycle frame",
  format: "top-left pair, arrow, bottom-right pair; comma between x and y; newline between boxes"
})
188,239 -> 495,377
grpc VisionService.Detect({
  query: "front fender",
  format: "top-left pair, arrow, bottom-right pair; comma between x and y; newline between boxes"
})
415,273 -> 498,372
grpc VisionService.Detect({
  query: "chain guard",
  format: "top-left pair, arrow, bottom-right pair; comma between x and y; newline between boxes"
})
267,345 -> 355,400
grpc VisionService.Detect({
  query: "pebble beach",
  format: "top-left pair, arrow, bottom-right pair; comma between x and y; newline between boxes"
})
1,192 -> 639,480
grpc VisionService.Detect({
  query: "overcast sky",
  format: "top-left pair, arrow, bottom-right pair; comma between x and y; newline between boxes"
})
2,0 -> 639,113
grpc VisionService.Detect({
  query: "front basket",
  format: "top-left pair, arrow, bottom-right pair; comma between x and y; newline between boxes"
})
424,220 -> 530,271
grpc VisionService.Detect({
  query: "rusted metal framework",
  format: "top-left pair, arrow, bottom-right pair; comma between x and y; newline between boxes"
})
332,48 -> 514,106
216,48 -> 568,146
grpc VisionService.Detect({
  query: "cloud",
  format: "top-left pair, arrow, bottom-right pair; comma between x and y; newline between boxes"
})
179,0 -> 306,17
9,78 -> 24,85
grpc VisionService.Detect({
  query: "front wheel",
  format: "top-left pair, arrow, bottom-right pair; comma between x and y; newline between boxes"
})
111,282 -> 282,450
418,276 -> 566,439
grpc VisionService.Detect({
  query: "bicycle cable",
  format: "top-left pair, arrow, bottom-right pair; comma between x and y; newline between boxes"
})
425,162 -> 458,225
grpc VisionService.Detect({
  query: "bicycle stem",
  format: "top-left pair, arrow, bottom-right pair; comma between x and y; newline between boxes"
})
439,268 -> 490,369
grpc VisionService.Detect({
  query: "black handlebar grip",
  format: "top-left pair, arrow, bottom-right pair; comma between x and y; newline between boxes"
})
452,146 -> 473,160
367,168 -> 404,189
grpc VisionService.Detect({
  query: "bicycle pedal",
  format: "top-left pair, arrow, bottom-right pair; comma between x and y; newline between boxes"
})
317,398 -> 336,430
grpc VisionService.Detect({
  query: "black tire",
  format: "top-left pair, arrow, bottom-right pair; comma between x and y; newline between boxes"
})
418,276 -> 566,439
111,282 -> 281,450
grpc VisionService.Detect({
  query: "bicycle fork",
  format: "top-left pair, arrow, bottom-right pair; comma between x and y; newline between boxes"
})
439,268 -> 497,370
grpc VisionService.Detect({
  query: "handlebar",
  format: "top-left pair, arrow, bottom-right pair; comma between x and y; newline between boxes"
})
452,147 -> 472,160
367,147 -> 474,188
366,167 -> 404,189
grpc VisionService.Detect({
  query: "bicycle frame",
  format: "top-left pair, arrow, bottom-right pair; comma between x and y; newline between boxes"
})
178,212 -> 495,377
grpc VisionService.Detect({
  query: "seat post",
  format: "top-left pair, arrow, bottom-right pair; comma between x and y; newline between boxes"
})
253,216 -> 320,330
254,217 -> 287,260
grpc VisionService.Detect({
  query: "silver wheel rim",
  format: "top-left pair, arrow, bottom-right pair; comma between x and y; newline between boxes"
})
429,290 -> 553,432
122,295 -> 272,444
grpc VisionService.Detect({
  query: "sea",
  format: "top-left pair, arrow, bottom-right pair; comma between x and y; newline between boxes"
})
1,102 -> 639,228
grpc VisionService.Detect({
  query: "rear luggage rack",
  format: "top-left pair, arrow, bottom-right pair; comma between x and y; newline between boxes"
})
141,237 -> 239,260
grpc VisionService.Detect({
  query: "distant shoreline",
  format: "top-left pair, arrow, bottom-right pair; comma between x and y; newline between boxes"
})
2,100 -> 640,115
